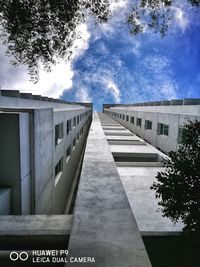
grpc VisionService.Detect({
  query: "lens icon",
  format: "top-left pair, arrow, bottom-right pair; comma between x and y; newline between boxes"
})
9,251 -> 19,261
9,251 -> 29,261
19,252 -> 29,261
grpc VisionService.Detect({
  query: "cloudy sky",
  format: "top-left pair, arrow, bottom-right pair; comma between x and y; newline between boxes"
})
0,0 -> 200,111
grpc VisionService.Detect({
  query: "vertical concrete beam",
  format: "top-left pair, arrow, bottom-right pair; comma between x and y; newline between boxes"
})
67,113 -> 152,267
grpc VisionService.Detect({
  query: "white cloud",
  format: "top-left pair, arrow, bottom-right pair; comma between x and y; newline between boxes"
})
131,40 -> 141,56
13,62 -> 74,98
174,7 -> 189,32
0,22 -> 91,98
71,23 -> 91,59
103,78 -> 121,103
158,78 -> 177,99
92,0 -> 131,39
110,0 -> 128,12
144,55 -> 171,73
76,86 -> 92,102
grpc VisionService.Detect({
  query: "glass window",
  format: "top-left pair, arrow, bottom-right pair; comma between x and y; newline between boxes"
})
136,118 -> 142,127
73,117 -> 76,127
178,127 -> 186,144
55,123 -> 64,146
131,116 -> 134,124
145,120 -> 152,130
66,119 -> 71,135
157,123 -> 169,136
73,137 -> 76,149
55,158 -> 63,178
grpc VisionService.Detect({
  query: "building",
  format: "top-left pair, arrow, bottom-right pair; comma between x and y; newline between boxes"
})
0,94 -> 200,266
0,89 -> 92,215
103,99 -> 200,154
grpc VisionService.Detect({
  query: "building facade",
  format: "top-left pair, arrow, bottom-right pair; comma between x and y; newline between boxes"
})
0,90 -> 92,215
103,99 -> 200,154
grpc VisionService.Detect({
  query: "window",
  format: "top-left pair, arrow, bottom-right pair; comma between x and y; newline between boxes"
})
131,116 -> 134,124
123,114 -> 125,120
66,146 -> 71,163
77,115 -> 79,125
157,123 -> 169,136
145,120 -> 152,130
55,158 -> 63,178
55,123 -> 64,145
178,127 -> 186,144
73,137 -> 76,149
73,117 -> 76,127
66,119 -> 71,135
120,114 -> 122,119
136,118 -> 142,127
126,115 -> 129,122
77,133 -> 80,141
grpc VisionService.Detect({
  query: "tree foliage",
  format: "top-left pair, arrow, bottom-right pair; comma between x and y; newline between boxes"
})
0,0 -> 199,82
0,0 -> 110,82
127,0 -> 200,37
151,120 -> 200,234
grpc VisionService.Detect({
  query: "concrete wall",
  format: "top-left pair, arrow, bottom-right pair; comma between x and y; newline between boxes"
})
67,112 -> 152,267
0,94 -> 83,110
33,108 -> 92,214
53,108 -> 91,214
105,108 -> 200,153
0,188 -> 11,215
0,114 -> 21,214
19,113 -> 31,214
0,113 -> 31,215
99,113 -> 183,235
0,105 -> 92,215
33,108 -> 54,214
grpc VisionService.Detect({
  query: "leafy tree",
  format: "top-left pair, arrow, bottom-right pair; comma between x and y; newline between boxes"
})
127,0 -> 200,37
0,0 -> 199,82
0,0 -> 110,82
151,120 -> 200,235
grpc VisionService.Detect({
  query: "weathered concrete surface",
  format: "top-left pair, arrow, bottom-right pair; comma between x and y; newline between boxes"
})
0,188 -> 11,215
118,168 -> 183,233
0,215 -> 72,235
101,113 -> 183,235
67,113 -> 152,267
105,106 -> 200,153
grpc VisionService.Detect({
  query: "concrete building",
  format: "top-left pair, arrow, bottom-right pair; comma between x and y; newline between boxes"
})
103,99 -> 200,154
67,112 -> 152,267
0,90 -> 92,215
98,112 -> 183,234
0,95 -> 200,266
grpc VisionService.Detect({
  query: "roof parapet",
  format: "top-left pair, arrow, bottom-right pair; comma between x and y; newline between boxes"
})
184,98 -> 200,105
20,93 -> 32,99
0,89 -> 92,108
1,90 -> 20,98
103,98 -> 200,110
171,99 -> 183,105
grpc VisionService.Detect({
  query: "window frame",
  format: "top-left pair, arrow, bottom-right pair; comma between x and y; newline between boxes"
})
55,122 -> 64,146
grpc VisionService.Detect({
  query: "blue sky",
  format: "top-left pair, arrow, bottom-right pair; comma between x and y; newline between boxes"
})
0,0 -> 200,111
61,1 -> 200,110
